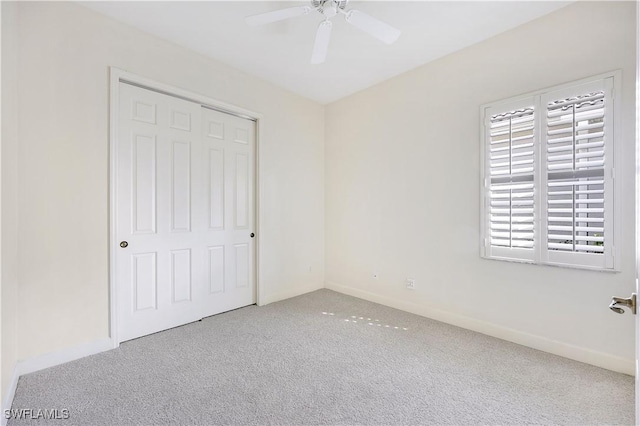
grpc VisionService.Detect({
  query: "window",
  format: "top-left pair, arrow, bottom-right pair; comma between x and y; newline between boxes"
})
481,74 -> 618,271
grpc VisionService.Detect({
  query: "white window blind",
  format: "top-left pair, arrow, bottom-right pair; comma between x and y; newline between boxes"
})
542,79 -> 614,269
488,108 -> 535,250
481,74 -> 617,270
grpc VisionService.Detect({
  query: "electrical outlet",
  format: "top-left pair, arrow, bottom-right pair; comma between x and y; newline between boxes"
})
406,279 -> 416,290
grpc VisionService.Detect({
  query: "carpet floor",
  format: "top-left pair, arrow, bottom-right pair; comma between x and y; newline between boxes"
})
8,289 -> 634,425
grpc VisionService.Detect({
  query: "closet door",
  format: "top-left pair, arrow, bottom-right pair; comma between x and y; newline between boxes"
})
200,108 -> 256,317
116,83 -> 256,342
116,83 -> 204,341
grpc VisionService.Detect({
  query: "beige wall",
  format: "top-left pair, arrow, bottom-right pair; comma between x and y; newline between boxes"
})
14,1 -> 325,361
2,0 -> 19,405
325,1 -> 636,373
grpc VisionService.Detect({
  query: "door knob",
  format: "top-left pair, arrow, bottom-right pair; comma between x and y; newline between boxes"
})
120,241 -> 129,248
609,293 -> 636,315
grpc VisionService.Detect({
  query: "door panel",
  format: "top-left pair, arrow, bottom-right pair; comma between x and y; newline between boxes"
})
235,153 -> 249,229
116,83 -> 256,342
132,134 -> 157,234
171,249 -> 192,303
171,141 -> 191,232
235,243 -> 249,289
208,246 -> 225,294
132,252 -> 157,311
208,148 -> 225,229
117,84 -> 203,341
201,108 -> 256,317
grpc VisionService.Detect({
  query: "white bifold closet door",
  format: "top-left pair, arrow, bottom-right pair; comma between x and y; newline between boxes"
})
116,83 -> 255,342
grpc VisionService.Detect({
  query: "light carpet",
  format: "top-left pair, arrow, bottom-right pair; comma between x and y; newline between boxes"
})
8,289 -> 634,425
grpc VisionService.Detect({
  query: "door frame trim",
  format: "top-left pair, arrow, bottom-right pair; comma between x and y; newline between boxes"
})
108,67 -> 264,347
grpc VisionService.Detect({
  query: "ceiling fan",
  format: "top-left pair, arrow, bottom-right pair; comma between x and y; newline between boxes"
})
245,0 -> 401,64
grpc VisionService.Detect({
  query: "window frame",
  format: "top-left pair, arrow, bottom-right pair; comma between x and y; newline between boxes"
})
479,71 -> 621,272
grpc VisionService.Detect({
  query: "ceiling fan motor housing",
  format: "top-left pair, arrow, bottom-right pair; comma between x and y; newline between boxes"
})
313,0 -> 349,16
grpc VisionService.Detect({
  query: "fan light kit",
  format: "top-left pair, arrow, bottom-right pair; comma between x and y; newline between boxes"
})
245,0 -> 401,64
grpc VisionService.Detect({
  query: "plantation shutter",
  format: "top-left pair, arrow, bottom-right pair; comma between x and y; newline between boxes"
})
482,74 -> 617,270
542,78 -> 614,269
484,99 -> 536,262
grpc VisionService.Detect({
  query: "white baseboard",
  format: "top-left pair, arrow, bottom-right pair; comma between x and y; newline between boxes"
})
1,337 -> 116,425
325,281 -> 635,375
17,338 -> 115,377
259,282 -> 324,306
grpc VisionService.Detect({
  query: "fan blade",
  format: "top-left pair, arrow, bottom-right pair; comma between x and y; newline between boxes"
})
311,20 -> 333,64
245,6 -> 311,27
345,9 -> 401,45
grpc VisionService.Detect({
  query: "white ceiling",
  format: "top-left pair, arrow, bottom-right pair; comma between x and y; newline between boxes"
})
81,1 -> 570,104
